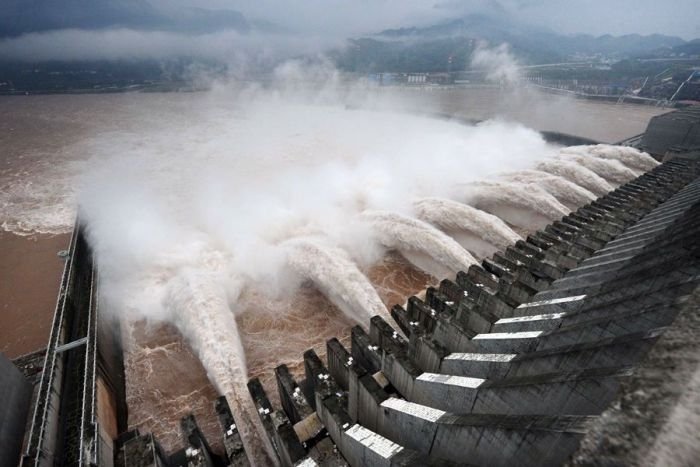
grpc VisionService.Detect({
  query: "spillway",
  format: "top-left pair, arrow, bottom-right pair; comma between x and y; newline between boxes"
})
499,170 -> 597,210
536,158 -> 614,196
412,197 -> 521,258
164,273 -> 278,466
13,100 -> 700,467
565,144 -> 659,172
361,210 -> 478,279
554,153 -> 638,185
459,180 -> 570,231
282,237 -> 390,324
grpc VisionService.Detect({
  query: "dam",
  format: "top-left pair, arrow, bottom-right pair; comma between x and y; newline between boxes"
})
3,106 -> 700,466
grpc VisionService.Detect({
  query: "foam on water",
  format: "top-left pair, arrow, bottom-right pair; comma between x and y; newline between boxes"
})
0,161 -> 79,235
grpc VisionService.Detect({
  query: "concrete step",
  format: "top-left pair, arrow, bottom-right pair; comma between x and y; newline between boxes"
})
490,312 -> 566,333
471,331 -> 543,353
576,272 -> 700,317
376,398 -> 589,467
560,291 -> 693,327
440,329 -> 661,379
530,248 -> 697,301
578,244 -> 646,267
561,255 -> 639,280
314,391 -> 443,467
510,294 -> 588,317
535,304 -> 681,350
411,367 -> 630,416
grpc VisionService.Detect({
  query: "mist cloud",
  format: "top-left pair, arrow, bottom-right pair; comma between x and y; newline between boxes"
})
0,27 -> 332,63
205,0 -> 700,39
0,0 -> 697,64
470,42 -> 520,84
76,80 -> 559,323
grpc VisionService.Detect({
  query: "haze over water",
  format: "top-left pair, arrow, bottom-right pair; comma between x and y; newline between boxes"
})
0,87 -> 666,236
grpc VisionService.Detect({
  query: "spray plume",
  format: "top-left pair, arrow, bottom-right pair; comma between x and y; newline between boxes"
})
62,70 -> 627,462
499,169 -> 597,210
565,144 -> 658,172
458,180 -> 570,230
413,197 -> 521,257
471,42 -> 520,85
361,210 -> 478,278
535,159 -> 614,196
554,152 -> 638,185
282,237 -> 390,324
164,273 -> 278,465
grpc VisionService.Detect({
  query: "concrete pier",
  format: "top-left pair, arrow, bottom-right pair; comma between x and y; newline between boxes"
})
215,397 -> 250,466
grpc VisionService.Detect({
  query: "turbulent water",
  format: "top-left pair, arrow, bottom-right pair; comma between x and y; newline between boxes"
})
0,88 -> 661,464
458,180 -> 571,230
554,152 -> 639,185
412,197 -> 521,257
282,237 -> 390,324
536,158 -> 614,196
164,274 -> 278,464
1,159 -> 80,235
361,210 -> 478,278
499,170 -> 597,210
565,144 -> 659,173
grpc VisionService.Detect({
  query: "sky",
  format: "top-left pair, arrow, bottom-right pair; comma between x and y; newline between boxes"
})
0,0 -> 698,63
193,0 -> 700,39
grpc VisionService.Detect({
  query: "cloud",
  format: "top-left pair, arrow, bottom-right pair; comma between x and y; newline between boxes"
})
470,42 -> 520,84
225,0 -> 699,41
0,0 -> 697,64
437,0 -> 699,39
205,1 -> 453,37
0,27 -> 334,63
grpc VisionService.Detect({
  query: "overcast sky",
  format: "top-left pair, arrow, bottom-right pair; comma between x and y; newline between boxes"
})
211,0 -> 699,39
0,0 -> 697,63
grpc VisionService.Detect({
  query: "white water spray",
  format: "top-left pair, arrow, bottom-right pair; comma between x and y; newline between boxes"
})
499,169 -> 597,210
565,144 -> 658,172
164,273 -> 278,466
458,180 -> 570,231
555,153 -> 638,185
282,237 -> 390,324
412,197 -> 521,258
361,210 -> 477,278
536,159 -> 614,196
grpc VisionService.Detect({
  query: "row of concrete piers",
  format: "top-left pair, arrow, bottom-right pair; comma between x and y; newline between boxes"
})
202,151 -> 700,466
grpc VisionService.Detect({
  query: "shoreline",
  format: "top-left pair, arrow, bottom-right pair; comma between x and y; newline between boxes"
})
0,81 -> 684,109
